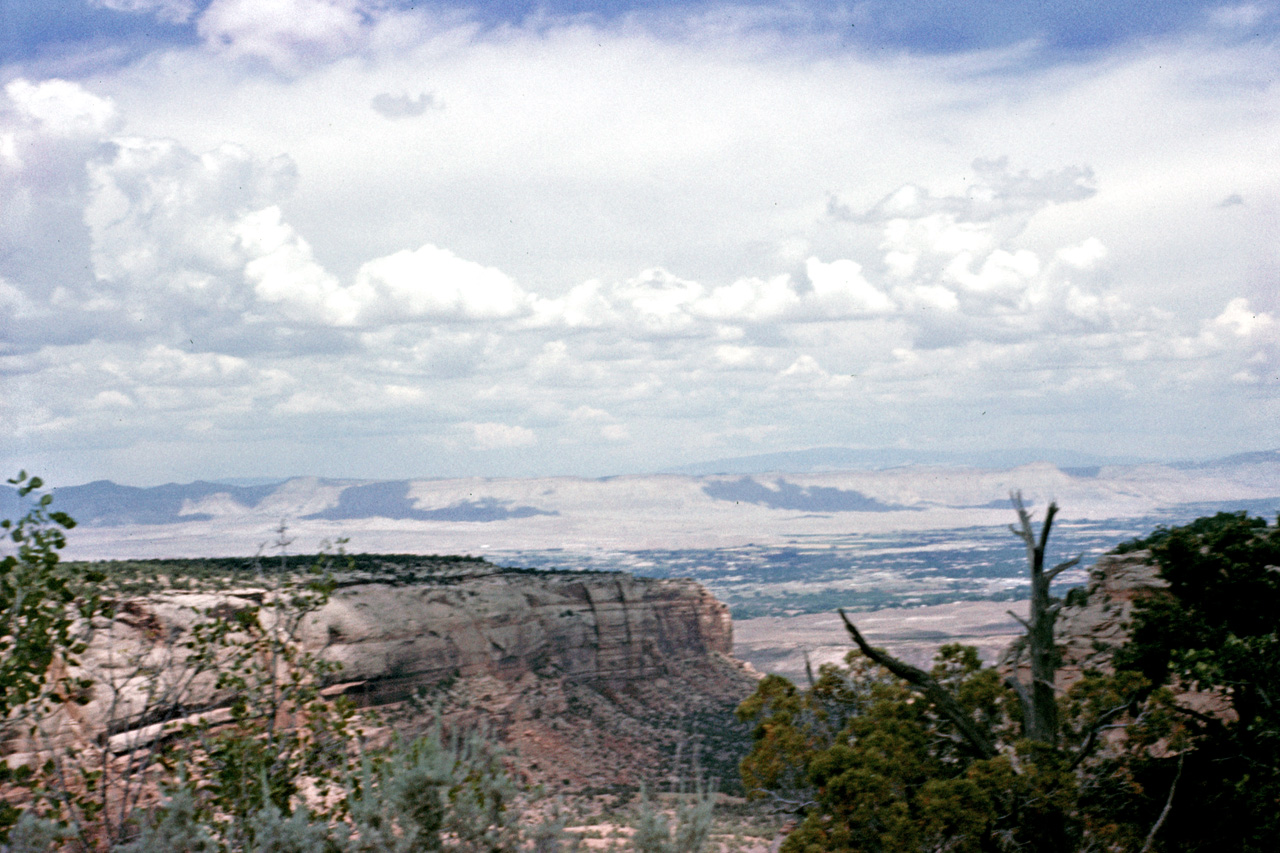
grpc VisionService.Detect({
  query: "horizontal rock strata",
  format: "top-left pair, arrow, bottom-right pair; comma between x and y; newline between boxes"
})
5,568 -> 756,789
303,572 -> 736,705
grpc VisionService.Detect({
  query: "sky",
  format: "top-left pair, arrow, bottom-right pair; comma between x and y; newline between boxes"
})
1,0 -> 1278,486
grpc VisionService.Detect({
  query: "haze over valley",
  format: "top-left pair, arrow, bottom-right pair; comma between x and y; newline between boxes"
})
30,450 -> 1280,623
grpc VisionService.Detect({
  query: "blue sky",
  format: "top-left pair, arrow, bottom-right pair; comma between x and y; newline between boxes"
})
7,1 -> 1275,65
1,0 -> 1278,485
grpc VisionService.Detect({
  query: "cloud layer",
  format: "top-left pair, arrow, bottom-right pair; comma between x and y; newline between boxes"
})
1,4 -> 1278,485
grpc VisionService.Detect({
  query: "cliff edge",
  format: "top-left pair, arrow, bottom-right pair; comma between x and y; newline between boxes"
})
12,565 -> 757,791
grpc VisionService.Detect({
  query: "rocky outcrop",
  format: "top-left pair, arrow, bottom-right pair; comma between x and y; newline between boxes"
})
303,571 -> 737,705
1000,551 -> 1167,695
1047,550 -> 1167,689
1002,549 -> 1231,728
6,567 -> 757,789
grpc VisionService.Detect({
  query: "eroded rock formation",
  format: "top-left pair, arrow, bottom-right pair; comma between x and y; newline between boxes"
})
1047,550 -> 1167,689
303,571 -> 738,704
6,567 -> 757,790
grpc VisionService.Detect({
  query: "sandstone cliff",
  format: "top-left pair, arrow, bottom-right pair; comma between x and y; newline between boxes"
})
7,565 -> 757,790
302,570 -> 737,704
1046,550 -> 1167,689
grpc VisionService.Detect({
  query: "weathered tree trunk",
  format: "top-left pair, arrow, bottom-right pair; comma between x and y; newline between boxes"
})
1006,492 -> 1078,747
841,492 -> 1078,749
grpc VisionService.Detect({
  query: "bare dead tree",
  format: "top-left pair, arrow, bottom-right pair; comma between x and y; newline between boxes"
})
840,491 -> 1079,752
1005,491 -> 1079,746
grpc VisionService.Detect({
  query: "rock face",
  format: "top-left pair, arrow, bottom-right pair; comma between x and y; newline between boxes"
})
1001,548 -> 1231,729
1000,550 -> 1167,694
6,567 -> 757,790
303,571 -> 737,705
1048,550 -> 1167,689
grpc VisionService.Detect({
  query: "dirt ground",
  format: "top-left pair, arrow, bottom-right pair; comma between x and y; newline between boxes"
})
733,600 -> 1025,683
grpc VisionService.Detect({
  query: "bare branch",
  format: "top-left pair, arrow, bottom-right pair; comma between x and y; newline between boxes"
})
1009,491 -> 1035,546
1037,503 -> 1059,556
762,790 -> 818,814
1068,700 -> 1133,770
1047,557 -> 1081,582
840,609 -> 998,759
1007,610 -> 1032,631
1140,754 -> 1184,853
1166,702 -> 1220,727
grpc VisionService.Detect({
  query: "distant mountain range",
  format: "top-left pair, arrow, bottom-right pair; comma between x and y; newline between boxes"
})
3,449 -> 1278,563
665,445 -> 1156,475
0,479 -> 555,528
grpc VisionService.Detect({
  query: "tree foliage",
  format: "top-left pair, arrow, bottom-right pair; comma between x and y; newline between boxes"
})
0,473 -> 100,720
0,477 -> 590,852
737,500 -> 1280,852
1111,510 -> 1280,851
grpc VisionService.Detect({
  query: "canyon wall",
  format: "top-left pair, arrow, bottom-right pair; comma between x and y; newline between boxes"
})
303,570 -> 737,704
8,568 -> 757,789
1049,550 -> 1167,687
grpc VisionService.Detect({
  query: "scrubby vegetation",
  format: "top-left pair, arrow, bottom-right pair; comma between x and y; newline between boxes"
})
11,471 -> 1278,852
0,475 -> 720,853
59,552 -> 619,597
737,501 -> 1280,852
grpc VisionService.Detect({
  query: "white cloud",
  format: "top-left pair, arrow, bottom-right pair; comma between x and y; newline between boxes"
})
197,0 -> 374,70
781,354 -> 825,378
601,424 -> 630,442
714,344 -> 758,368
89,0 -> 197,24
1055,238 -> 1108,269
370,91 -> 438,118
352,244 -> 532,323
471,422 -> 536,450
805,258 -> 895,316
236,206 -> 355,324
5,79 -> 119,138
1212,297 -> 1276,339
3,15 -> 1279,480
696,276 -> 799,322
1208,4 -> 1271,29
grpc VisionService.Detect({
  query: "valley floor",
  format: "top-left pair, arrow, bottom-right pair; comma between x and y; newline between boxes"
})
733,600 -> 1024,682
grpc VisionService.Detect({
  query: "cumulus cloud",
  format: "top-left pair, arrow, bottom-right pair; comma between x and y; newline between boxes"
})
1,80 -> 122,349
0,80 -> 538,350
4,11 -> 1278,480
197,0 -> 376,69
470,422 -> 536,450
86,138 -> 301,313
804,258 -> 895,316
5,79 -> 119,138
236,206 -> 355,324
352,245 -> 532,324
842,158 -> 1096,228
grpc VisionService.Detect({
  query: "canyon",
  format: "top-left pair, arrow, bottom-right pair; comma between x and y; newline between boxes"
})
5,543 -> 1197,796
13,562 -> 759,791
